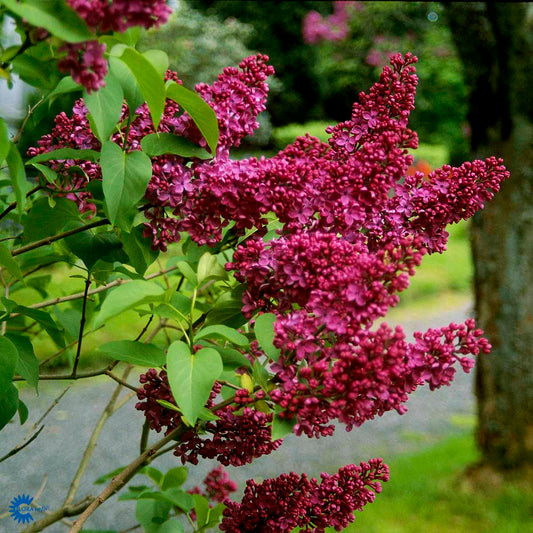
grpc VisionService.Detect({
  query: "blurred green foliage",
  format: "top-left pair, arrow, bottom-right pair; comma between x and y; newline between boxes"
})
189,0 -> 330,125
187,1 -> 470,163
139,1 -> 255,88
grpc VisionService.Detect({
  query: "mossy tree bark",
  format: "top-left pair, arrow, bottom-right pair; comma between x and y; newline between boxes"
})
445,2 -> 533,468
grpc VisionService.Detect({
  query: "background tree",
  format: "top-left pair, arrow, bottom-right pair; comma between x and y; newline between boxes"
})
445,2 -> 533,470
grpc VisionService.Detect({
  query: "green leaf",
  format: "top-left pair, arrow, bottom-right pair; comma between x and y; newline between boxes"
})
205,287 -> 247,329
0,117 -> 9,164
156,399 -> 180,412
204,503 -> 225,529
166,81 -> 219,154
3,0 -> 95,43
84,73 -> 124,142
140,133 -> 211,159
214,346 -> 252,370
140,466 -> 163,487
31,162 -> 58,184
26,148 -> 100,165
8,334 -> 38,392
108,56 -> 144,114
63,224 -> 128,271
18,398 -> 28,425
252,360 -> 270,392
116,47 -> 166,129
48,76 -> 82,98
176,262 -> 198,287
254,313 -> 281,361
166,341 -> 222,425
0,242 -> 23,282
139,488 -> 194,513
0,336 -> 18,393
0,384 -> 19,431
114,26 -> 142,47
195,325 -> 248,347
10,305 -> 65,347
197,252 -> 227,285
192,494 -> 210,529
97,340 -> 165,367
136,499 -> 171,533
161,467 -> 188,490
6,143 -> 29,215
94,466 -> 126,485
197,407 -> 219,421
271,412 -> 296,441
142,50 -> 169,78
24,197 -> 81,242
156,519 -> 184,533
121,224 -> 159,275
94,280 -> 165,327
101,141 -> 153,231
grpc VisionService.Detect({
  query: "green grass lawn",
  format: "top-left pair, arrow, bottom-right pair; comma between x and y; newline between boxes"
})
340,433 -> 533,533
338,432 -> 532,533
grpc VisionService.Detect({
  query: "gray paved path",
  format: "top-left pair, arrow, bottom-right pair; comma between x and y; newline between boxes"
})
0,302 -> 476,532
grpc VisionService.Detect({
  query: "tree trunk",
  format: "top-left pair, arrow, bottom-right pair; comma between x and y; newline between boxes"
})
446,2 -> 533,469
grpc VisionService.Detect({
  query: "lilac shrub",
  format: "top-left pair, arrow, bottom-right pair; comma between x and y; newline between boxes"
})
27,44 -> 508,531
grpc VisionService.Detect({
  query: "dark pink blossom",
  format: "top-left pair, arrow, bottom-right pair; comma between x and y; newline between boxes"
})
220,459 -> 389,532
58,41 -> 108,93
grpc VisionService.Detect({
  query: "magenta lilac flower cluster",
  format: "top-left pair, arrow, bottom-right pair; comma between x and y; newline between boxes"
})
220,459 -> 389,533
28,55 -> 274,250
136,376 -> 282,466
302,1 -> 363,45
135,368 -> 222,435
57,0 -> 172,92
188,466 -> 238,504
174,389 -> 282,467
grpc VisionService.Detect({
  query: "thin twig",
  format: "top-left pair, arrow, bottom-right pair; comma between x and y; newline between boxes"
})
12,95 -> 45,143
0,386 -> 70,463
104,369 -> 139,393
39,325 -> 104,368
23,266 -> 179,313
0,426 -> 44,463
144,318 -> 166,343
0,185 -> 43,222
71,276 -> 91,377
134,315 -> 154,342
140,418 -> 150,454
11,218 -> 110,257
64,368 -> 132,506
73,283 -> 92,354
1,271 -> 8,335
69,424 -> 187,533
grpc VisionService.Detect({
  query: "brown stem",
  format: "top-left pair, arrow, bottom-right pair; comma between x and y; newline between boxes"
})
68,425 -> 187,532
104,369 -> 139,393
21,497 -> 94,533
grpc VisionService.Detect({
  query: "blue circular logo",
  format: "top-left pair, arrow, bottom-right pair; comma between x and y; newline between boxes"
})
9,494 -> 35,525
